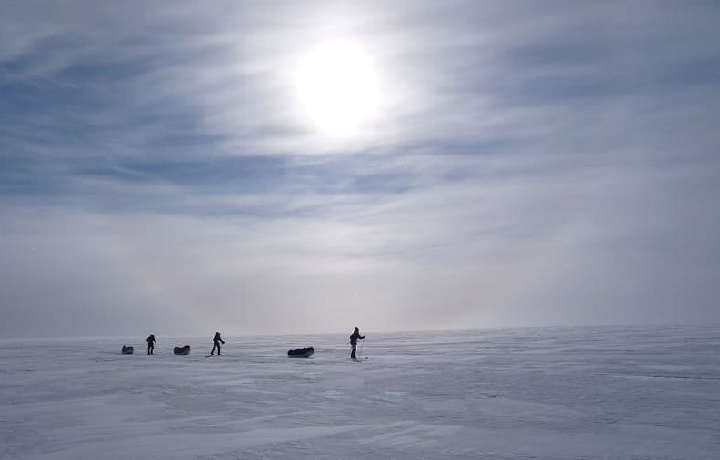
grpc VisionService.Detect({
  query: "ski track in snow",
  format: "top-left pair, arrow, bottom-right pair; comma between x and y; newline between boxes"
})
1,326 -> 719,459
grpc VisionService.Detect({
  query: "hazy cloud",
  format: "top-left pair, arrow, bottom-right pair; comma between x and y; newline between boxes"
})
1,1 -> 719,337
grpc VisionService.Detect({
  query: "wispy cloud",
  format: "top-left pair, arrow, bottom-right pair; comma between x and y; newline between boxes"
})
1,1 -> 719,337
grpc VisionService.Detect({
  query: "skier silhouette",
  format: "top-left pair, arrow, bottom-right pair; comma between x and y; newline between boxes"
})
146,334 -> 156,355
211,332 -> 225,355
349,327 -> 365,359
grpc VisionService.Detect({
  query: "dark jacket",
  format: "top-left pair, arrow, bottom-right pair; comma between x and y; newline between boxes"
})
350,331 -> 365,346
213,333 -> 224,344
146,335 -> 155,344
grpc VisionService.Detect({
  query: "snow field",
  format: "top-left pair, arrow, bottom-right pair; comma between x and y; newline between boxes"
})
1,326 -> 719,459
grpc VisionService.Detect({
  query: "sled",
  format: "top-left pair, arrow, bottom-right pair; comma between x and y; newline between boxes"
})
287,347 -> 314,358
173,345 -> 191,355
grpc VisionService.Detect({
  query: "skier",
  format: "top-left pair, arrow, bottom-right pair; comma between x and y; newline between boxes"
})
146,334 -> 156,355
211,332 -> 225,355
349,327 -> 365,359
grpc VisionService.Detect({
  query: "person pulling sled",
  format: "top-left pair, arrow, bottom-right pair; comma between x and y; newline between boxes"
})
146,334 -> 156,355
211,332 -> 225,355
349,327 -> 365,359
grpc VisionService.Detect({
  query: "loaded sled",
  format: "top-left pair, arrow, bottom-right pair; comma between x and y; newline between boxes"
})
287,347 -> 314,358
173,345 -> 191,355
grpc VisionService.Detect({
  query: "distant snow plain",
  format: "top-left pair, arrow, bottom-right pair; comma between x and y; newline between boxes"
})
1,326 -> 719,459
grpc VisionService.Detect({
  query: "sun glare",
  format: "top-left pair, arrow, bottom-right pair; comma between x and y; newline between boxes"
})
294,41 -> 381,138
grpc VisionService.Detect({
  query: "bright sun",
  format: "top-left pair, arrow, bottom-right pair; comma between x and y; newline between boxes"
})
294,41 -> 381,138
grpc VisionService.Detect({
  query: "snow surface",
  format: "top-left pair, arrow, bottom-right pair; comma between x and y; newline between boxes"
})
1,326 -> 719,459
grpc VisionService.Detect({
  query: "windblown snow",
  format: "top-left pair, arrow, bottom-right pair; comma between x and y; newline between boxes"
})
1,326 -> 719,459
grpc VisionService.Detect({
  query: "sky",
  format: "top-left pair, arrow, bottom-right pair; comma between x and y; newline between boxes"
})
1,1 -> 719,338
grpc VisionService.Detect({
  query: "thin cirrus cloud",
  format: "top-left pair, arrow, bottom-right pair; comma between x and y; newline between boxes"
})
1,1 -> 719,338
